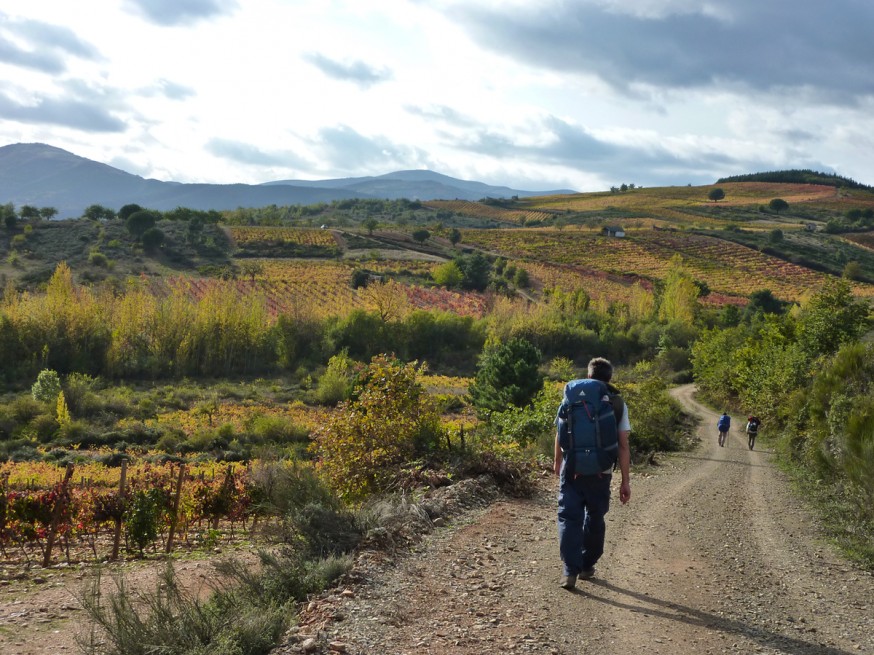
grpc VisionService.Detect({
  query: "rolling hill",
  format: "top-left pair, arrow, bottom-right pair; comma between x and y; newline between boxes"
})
0,143 -> 573,218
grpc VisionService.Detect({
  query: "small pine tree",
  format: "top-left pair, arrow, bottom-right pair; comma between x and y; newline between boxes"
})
468,338 -> 544,413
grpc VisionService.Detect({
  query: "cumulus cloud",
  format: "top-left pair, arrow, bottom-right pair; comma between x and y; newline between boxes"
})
304,53 -> 392,88
123,0 -> 238,26
314,125 -> 428,172
0,12 -> 100,73
452,0 -> 874,104
206,138 -> 308,168
0,91 -> 126,132
447,114 -> 781,187
140,79 -> 196,100
405,104 -> 478,128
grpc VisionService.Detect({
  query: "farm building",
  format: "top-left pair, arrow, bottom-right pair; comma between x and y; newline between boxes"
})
602,225 -> 626,237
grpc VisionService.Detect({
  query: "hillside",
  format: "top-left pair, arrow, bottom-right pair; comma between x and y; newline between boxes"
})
0,143 -> 572,218
428,181 -> 874,287
4,178 -> 874,304
482,181 -> 861,223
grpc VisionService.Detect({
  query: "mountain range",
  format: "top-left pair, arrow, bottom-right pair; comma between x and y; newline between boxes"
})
0,143 -> 575,218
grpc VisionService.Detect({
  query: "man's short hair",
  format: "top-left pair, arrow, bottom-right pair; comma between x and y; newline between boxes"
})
587,357 -> 613,382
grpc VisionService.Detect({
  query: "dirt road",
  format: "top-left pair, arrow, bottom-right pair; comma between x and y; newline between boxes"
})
282,385 -> 874,654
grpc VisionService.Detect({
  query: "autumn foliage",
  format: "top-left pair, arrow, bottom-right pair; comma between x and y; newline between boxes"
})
312,356 -> 443,502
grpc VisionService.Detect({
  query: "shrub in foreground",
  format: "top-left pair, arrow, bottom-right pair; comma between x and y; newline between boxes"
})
312,354 -> 444,502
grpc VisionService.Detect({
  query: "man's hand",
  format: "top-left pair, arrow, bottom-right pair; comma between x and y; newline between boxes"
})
617,429 -> 631,504
619,480 -> 631,504
553,435 -> 562,477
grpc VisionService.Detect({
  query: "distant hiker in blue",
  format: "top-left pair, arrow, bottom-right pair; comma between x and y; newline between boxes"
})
554,357 -> 631,590
717,412 -> 731,447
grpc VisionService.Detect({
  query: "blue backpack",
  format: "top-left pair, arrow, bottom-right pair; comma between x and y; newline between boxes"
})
557,379 -> 621,477
717,414 -> 731,431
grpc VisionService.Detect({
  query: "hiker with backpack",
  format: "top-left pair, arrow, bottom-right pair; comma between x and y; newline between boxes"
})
746,415 -> 761,450
717,412 -> 731,447
553,357 -> 631,590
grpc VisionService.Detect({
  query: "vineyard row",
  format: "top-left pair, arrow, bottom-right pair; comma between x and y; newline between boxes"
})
0,461 -> 268,566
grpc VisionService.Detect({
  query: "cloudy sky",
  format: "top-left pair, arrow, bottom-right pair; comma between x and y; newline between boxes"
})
2,0 -> 873,192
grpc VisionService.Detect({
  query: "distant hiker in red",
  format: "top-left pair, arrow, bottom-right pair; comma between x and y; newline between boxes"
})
746,415 -> 761,450
554,357 -> 631,590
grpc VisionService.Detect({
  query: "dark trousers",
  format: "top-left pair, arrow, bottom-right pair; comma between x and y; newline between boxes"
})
557,473 -> 612,576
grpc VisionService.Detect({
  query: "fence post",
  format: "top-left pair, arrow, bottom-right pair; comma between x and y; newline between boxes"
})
42,463 -> 74,567
0,472 -> 9,543
111,460 -> 128,561
165,465 -> 187,554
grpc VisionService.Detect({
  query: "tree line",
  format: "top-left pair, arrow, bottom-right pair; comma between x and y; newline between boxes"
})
717,169 -> 872,190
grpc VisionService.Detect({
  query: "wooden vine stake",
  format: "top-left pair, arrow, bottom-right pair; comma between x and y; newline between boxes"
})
110,460 -> 128,561
0,472 -> 10,557
165,465 -> 187,554
42,463 -> 74,567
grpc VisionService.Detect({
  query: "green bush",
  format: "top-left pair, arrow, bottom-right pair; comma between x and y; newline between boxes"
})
350,268 -> 370,289
523,322 -> 603,362
513,267 -> 530,288
326,309 -> 401,361
247,414 -> 309,444
29,413 -> 59,443
803,343 -> 874,504
8,395 -> 43,424
432,260 -> 463,288
141,227 -> 165,252
546,356 -> 576,381
89,251 -> 109,267
63,372 -> 99,416
218,548 -> 351,607
248,460 -> 343,518
124,488 -> 166,554
58,419 -> 91,444
275,314 -> 327,369
284,501 -> 362,558
1,441 -> 39,461
401,310 -> 485,370
486,383 -> 561,449
313,351 -> 355,405
621,361 -> 687,458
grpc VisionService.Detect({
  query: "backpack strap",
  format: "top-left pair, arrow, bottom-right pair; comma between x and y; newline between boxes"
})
605,385 -> 623,472
605,384 -> 624,428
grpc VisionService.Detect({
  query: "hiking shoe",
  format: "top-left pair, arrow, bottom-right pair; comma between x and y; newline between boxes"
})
560,574 -> 576,590
579,566 -> 596,580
